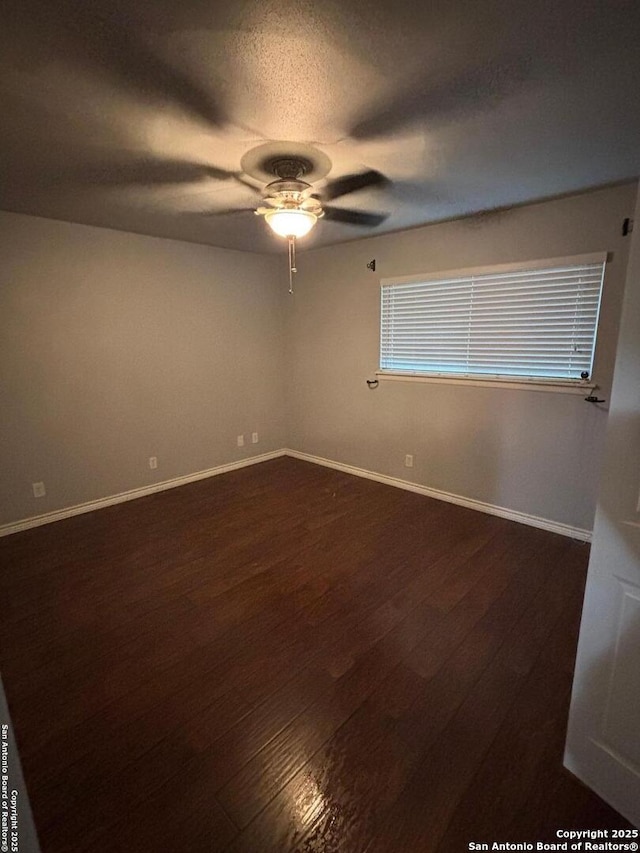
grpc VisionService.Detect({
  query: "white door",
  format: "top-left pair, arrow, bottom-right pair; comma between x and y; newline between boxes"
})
564,188 -> 640,829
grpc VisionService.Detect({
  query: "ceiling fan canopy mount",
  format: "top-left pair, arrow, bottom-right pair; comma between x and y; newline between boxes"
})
265,156 -> 314,181
240,142 -> 332,185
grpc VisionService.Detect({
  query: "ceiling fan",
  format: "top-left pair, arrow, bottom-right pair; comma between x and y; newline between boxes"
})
1,0 -> 541,268
19,141 -> 391,292
203,142 -> 390,292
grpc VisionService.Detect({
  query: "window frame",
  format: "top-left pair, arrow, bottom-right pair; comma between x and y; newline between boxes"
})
377,252 -> 607,393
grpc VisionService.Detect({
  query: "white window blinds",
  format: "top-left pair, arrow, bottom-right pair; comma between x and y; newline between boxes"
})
380,256 -> 606,381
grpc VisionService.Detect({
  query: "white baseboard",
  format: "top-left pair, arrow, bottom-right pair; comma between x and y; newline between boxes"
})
0,447 -> 591,542
0,450 -> 287,537
285,449 -> 592,542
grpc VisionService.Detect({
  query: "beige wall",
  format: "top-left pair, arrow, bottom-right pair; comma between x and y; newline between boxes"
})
287,183 -> 638,531
0,212 -> 286,526
1,183 -> 636,532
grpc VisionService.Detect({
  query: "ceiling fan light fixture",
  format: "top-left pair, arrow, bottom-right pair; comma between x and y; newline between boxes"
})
264,208 -> 317,238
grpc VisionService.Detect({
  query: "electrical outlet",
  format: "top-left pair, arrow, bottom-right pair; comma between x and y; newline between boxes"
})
404,454 -> 414,468
237,435 -> 245,447
32,482 -> 46,498
149,457 -> 158,470
251,432 -> 259,444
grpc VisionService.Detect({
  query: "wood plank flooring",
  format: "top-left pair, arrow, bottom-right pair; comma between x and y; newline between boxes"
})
0,457 -> 632,852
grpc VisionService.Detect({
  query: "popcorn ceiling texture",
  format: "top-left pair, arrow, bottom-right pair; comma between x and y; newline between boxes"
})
0,0 -> 639,252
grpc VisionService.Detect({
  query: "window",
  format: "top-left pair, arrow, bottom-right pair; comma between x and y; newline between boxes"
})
379,254 -> 606,387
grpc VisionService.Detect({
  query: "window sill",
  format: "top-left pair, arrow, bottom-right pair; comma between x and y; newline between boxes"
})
375,371 -> 597,395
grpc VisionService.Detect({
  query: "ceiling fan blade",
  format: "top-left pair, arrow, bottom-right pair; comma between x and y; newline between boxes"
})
198,208 -> 256,217
349,54 -> 532,141
80,161 -> 224,187
4,0 -> 227,129
321,170 -> 389,201
323,207 -> 388,227
35,158 -> 257,192
233,175 -> 263,194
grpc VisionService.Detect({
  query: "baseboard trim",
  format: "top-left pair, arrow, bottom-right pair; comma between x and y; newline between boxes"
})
0,447 -> 592,542
285,449 -> 592,542
0,450 -> 287,537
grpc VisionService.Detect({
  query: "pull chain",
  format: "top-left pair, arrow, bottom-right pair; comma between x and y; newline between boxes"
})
287,236 -> 297,294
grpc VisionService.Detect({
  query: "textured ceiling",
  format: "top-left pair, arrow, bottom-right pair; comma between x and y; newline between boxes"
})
1,0 -> 639,253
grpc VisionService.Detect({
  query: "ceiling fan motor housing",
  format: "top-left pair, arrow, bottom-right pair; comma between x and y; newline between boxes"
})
264,179 -> 312,196
261,157 -> 323,216
250,147 -> 386,225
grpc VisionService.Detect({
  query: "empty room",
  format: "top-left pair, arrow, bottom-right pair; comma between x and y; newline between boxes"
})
1,0 -> 640,851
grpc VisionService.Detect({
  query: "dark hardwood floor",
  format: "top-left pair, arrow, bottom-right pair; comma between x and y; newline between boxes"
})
0,457 -> 631,852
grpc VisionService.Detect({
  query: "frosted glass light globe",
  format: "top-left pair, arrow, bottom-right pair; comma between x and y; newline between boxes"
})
265,208 -> 317,238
